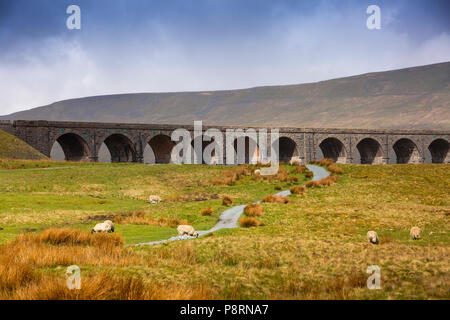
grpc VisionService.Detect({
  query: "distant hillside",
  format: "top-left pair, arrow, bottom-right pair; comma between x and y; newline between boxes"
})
0,129 -> 47,160
2,62 -> 449,129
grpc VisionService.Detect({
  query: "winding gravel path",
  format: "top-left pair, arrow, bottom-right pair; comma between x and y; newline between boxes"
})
135,165 -> 329,246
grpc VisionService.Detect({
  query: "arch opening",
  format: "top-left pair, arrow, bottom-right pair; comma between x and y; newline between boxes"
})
233,137 -> 259,164
273,137 -> 299,163
393,139 -> 421,164
143,144 -> 156,164
319,138 -> 346,163
356,138 -> 383,164
103,134 -> 136,163
428,139 -> 449,164
148,134 -> 175,164
51,133 -> 91,162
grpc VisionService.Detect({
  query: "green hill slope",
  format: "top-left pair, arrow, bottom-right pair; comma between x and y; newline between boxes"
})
1,62 -> 449,129
0,129 -> 47,160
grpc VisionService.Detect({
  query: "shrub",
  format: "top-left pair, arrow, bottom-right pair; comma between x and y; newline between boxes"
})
114,213 -> 186,227
290,185 -> 306,195
14,228 -> 124,248
305,180 -> 321,188
239,217 -> 260,228
287,176 -> 299,184
212,165 -> 252,186
304,170 -> 313,178
292,165 -> 307,174
200,207 -> 214,216
310,158 -> 344,174
244,204 -> 264,217
222,196 -> 233,206
262,195 -> 290,204
274,185 -> 282,190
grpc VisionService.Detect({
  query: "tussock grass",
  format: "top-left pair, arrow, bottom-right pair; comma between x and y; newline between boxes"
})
200,207 -> 214,216
239,217 -> 260,228
114,212 -> 187,227
306,180 -> 321,188
262,195 -> 290,204
304,170 -> 313,178
244,204 -> 264,217
222,196 -> 233,206
310,158 -> 344,175
292,165 -> 307,174
212,165 -> 251,186
290,185 -> 307,195
21,228 -> 124,247
3,273 -> 211,300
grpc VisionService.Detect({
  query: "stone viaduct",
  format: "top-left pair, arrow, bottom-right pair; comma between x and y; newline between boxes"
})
0,120 -> 449,164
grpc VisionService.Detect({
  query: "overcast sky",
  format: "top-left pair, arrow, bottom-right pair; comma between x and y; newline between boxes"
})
0,0 -> 449,115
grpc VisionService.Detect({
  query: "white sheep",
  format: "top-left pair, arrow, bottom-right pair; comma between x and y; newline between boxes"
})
148,195 -> 162,204
254,169 -> 261,175
91,220 -> 115,234
177,225 -> 199,238
410,227 -> 421,240
367,231 -> 379,244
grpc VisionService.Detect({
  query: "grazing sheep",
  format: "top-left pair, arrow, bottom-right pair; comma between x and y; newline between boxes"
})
91,220 -> 115,234
410,227 -> 421,240
148,195 -> 162,204
367,231 -> 379,244
177,225 -> 199,238
254,169 -> 261,175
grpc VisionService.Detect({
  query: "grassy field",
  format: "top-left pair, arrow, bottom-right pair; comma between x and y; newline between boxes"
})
0,160 -> 448,299
0,130 -> 47,160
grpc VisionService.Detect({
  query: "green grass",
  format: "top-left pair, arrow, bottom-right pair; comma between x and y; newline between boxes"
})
0,130 -> 48,160
0,161 -> 307,243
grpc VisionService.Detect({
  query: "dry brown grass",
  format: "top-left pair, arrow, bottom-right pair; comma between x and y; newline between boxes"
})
222,196 -> 233,206
306,180 -> 322,188
23,228 -> 124,247
114,212 -> 187,228
275,269 -> 367,300
310,158 -> 344,175
7,273 -> 212,300
212,165 -> 251,186
290,185 -> 307,195
0,228 -> 214,300
239,217 -> 260,228
274,185 -> 282,190
262,195 -> 290,204
244,204 -> 264,217
304,170 -> 314,178
200,207 -> 214,216
292,165 -> 307,174
164,192 -> 219,203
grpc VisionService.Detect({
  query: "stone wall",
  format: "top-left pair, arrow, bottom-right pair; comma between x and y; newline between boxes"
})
2,120 -> 449,164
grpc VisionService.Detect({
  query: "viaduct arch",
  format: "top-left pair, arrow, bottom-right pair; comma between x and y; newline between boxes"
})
1,120 -> 448,165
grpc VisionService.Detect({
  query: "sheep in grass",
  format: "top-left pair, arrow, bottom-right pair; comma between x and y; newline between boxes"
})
148,195 -> 162,204
410,227 -> 421,240
177,225 -> 199,238
91,220 -> 115,234
367,231 -> 379,244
